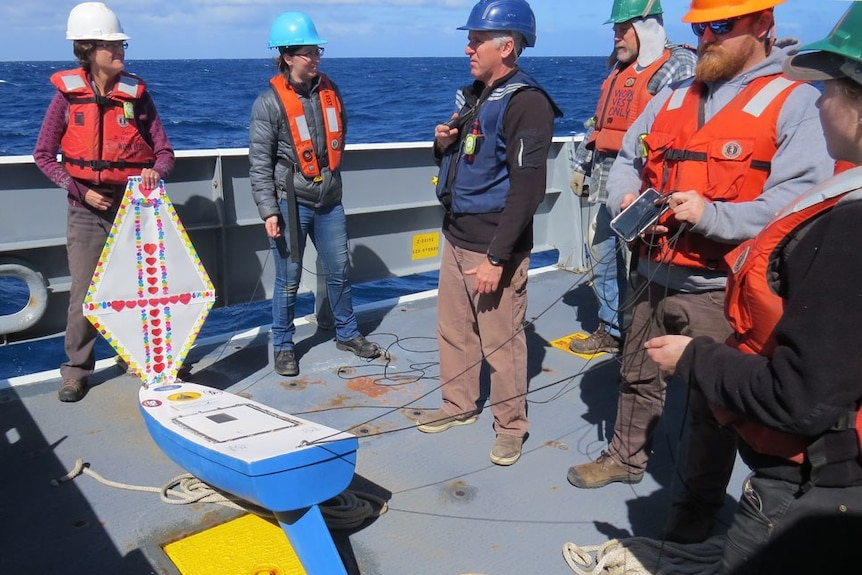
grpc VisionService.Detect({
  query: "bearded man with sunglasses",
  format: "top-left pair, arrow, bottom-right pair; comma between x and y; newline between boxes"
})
566,0 -> 834,543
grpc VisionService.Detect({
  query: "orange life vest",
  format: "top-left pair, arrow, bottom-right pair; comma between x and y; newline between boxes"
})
717,166 -> 862,464
269,73 -> 344,178
640,74 -> 801,271
50,68 -> 155,186
586,49 -> 671,154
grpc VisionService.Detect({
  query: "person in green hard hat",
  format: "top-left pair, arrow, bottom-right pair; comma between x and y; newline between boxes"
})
645,3 -> 862,572
568,0 -> 696,356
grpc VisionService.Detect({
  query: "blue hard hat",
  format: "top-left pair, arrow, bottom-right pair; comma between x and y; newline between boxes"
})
268,12 -> 327,49
457,0 -> 537,48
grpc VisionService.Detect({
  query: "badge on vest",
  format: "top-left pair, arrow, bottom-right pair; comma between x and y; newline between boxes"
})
722,141 -> 743,160
330,138 -> 340,150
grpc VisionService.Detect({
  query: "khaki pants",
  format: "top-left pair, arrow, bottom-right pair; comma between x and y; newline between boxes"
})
436,242 -> 530,436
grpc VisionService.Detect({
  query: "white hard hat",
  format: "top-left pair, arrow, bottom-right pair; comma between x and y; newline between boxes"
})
66,2 -> 130,41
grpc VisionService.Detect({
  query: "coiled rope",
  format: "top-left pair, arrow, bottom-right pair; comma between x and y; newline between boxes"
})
562,536 -> 725,575
54,458 -> 387,530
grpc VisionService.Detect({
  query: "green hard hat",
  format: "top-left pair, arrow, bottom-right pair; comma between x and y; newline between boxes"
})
605,0 -> 663,24
783,2 -> 862,85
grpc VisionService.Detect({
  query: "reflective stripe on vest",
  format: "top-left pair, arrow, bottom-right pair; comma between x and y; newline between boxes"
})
269,73 -> 343,178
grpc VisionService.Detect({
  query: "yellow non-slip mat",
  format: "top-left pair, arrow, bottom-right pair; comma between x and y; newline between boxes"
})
164,513 -> 306,575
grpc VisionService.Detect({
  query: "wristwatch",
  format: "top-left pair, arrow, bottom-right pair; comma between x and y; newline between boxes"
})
487,254 -> 504,266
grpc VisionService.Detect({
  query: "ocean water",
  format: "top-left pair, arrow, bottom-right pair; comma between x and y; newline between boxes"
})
0,57 -> 605,377
0,56 -> 607,155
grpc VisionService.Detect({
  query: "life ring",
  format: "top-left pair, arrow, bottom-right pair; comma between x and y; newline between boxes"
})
0,259 -> 49,336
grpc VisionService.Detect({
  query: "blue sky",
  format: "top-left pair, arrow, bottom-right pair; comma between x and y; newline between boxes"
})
0,1 -> 853,61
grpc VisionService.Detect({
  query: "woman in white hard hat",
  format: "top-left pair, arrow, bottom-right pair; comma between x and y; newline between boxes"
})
645,2 -> 862,572
249,12 -> 380,378
32,2 -> 175,403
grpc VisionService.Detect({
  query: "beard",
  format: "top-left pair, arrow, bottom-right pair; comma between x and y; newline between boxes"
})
695,36 -> 759,83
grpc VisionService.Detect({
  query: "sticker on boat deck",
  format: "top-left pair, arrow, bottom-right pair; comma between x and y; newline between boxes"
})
141,399 -> 162,408
168,392 -> 202,402
153,384 -> 183,392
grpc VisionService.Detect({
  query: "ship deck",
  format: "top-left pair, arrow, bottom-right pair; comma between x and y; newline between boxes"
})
0,264 -> 748,575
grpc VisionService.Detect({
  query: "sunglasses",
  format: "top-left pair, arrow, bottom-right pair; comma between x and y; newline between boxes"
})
691,17 -> 741,37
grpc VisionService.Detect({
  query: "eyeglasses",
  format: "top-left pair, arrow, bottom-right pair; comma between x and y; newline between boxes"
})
294,47 -> 324,59
93,41 -> 128,51
691,17 -> 741,37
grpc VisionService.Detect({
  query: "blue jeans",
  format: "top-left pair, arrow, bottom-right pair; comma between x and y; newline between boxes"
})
589,203 -> 627,339
270,201 -> 360,351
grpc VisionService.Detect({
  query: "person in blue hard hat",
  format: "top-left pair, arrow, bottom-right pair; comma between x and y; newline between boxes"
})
646,3 -> 862,571
416,0 -> 563,467
568,0 -> 696,356
249,12 -> 380,378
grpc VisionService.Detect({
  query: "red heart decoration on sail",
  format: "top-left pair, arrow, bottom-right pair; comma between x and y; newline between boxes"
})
144,243 -> 158,255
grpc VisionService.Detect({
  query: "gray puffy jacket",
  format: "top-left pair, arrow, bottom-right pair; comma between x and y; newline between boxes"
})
249,73 -> 347,221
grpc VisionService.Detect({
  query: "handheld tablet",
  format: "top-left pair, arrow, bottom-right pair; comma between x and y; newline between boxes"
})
610,188 -> 669,242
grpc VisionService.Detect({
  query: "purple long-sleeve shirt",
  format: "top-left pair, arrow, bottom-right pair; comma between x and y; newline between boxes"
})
33,78 -> 175,205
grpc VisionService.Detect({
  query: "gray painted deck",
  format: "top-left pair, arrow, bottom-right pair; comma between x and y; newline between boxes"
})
0,266 -> 748,575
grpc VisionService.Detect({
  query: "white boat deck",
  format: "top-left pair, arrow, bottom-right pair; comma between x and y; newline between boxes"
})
0,265 -> 749,575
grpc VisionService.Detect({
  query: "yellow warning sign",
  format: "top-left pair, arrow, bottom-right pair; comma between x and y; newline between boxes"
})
164,514 -> 306,575
411,232 -> 439,260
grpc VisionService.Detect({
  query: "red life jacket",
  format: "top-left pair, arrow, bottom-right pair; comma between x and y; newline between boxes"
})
50,68 -> 155,186
640,74 -> 801,271
718,166 -> 862,464
269,73 -> 344,179
586,49 -> 671,154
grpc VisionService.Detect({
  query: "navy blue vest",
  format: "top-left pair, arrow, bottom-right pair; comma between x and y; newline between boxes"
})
436,70 -> 546,214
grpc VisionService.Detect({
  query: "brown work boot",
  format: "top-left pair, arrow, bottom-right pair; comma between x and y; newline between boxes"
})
566,451 -> 643,489
58,378 -> 87,403
416,408 -> 477,433
568,323 -> 621,354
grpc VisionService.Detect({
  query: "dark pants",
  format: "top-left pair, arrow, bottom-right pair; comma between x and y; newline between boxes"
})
61,204 -> 116,381
722,473 -> 862,574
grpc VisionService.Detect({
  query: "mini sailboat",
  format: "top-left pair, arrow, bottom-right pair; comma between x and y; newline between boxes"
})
84,177 -> 358,575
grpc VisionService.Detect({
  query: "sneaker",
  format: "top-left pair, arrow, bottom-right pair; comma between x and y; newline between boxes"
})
568,323 -> 621,354
336,335 -> 381,359
416,408 -> 477,433
566,451 -> 643,489
490,434 -> 523,466
274,350 -> 299,377
662,501 -> 719,544
58,378 -> 87,403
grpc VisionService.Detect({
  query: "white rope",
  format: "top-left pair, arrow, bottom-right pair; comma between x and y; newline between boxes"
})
562,536 -> 725,575
54,458 -> 387,529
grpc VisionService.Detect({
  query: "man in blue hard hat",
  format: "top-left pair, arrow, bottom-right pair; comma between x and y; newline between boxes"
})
568,0 -> 696,356
416,0 -> 562,467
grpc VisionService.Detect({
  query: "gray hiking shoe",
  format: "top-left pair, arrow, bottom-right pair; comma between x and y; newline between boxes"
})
416,408 -> 477,433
